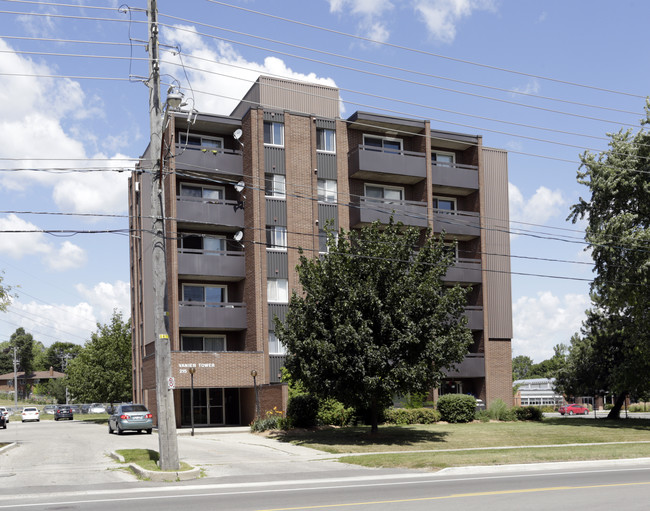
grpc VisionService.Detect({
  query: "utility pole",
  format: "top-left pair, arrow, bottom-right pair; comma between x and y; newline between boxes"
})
12,347 -> 17,410
147,0 -> 179,470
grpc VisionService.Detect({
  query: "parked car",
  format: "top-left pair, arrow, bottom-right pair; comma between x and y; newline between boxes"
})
69,405 -> 81,414
54,405 -> 74,421
81,404 -> 91,414
559,403 -> 590,415
42,405 -> 57,415
0,406 -> 10,423
89,403 -> 106,414
0,413 -> 5,429
108,404 -> 153,435
21,407 -> 40,422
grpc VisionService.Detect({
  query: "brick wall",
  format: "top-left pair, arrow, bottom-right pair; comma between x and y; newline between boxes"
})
485,338 -> 513,406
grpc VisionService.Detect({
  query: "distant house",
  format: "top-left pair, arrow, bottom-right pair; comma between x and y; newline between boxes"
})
513,378 -> 565,407
0,367 -> 65,396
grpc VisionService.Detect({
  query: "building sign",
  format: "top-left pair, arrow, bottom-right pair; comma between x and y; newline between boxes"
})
178,363 -> 216,374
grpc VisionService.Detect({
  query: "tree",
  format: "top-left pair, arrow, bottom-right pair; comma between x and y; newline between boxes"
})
568,102 -> 650,418
0,271 -> 11,312
32,340 -> 47,372
44,342 -> 83,373
512,355 -> 534,380
65,311 -> 132,404
10,328 -> 35,399
276,220 -> 473,433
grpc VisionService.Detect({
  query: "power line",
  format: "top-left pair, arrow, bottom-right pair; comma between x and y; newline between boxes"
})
206,0 -> 645,99
0,35 -> 145,47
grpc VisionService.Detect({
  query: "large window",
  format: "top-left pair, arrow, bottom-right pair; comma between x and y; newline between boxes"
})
268,331 -> 287,354
363,135 -> 402,153
433,197 -> 457,213
179,184 -> 224,201
182,284 -> 227,305
178,234 -> 226,254
266,226 -> 287,251
267,279 -> 288,303
264,121 -> 284,146
317,179 -> 337,203
178,133 -> 224,149
316,128 -> 336,152
265,174 -> 286,198
365,184 -> 404,202
181,335 -> 226,352
318,229 -> 338,254
432,151 -> 455,165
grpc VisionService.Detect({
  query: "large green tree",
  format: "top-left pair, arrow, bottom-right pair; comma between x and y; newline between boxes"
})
44,342 -> 83,373
66,311 -> 132,404
512,355 -> 534,381
276,220 -> 472,433
10,328 -> 35,398
567,102 -> 650,418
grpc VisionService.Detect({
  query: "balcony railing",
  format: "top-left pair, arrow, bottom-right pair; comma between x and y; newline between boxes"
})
177,249 -> 245,280
432,162 -> 479,192
179,301 -> 247,330
351,197 -> 428,228
348,145 -> 427,184
464,306 -> 484,330
175,145 -> 243,177
443,353 -> 485,378
442,258 -> 482,284
269,354 -> 287,383
176,197 -> 244,228
433,208 -> 480,238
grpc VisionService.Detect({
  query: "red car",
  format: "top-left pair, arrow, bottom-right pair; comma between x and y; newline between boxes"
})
559,403 -> 590,415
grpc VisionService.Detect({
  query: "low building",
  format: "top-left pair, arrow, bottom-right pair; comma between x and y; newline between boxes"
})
0,367 -> 65,397
513,378 -> 565,407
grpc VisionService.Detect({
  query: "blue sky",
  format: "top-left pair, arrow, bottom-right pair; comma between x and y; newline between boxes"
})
0,0 -> 647,362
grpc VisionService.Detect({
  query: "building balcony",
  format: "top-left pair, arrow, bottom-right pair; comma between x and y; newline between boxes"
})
432,162 -> 479,196
348,145 -> 427,184
351,197 -> 428,228
464,306 -> 484,330
179,302 -> 247,330
178,250 -> 245,281
176,197 -> 244,230
433,209 -> 480,239
443,353 -> 485,378
442,258 -> 482,284
269,354 -> 287,383
175,145 -> 243,177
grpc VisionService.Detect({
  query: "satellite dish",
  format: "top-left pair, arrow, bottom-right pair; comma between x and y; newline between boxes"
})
234,231 -> 244,242
234,181 -> 245,193
233,129 -> 243,140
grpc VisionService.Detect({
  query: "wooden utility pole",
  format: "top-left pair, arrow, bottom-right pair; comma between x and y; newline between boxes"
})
147,0 -> 179,470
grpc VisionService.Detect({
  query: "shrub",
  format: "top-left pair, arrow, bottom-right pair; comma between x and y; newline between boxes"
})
436,394 -> 476,423
286,394 -> 319,428
475,410 -> 490,422
317,398 -> 354,426
604,403 -> 614,410
250,407 -> 286,432
384,407 -> 441,425
487,399 -> 517,421
514,406 -> 544,421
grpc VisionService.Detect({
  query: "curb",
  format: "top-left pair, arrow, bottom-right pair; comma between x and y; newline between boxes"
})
0,442 -> 19,455
109,451 -> 201,481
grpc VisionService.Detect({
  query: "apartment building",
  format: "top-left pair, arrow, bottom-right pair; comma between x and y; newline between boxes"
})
129,75 -> 513,428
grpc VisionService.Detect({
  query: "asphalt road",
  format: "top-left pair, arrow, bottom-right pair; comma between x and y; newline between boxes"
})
2,419 -> 650,510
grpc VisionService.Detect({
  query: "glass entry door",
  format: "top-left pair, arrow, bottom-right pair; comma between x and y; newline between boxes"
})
181,388 -> 224,426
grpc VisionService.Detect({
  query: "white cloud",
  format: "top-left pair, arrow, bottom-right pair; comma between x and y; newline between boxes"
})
0,214 -> 87,271
75,280 -> 130,323
512,291 -> 589,363
511,79 -> 540,96
509,182 -> 565,226
161,26 -> 338,116
414,0 -> 497,44
328,0 -> 394,42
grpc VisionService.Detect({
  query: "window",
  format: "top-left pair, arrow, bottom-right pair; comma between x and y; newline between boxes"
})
316,128 -> 336,152
433,197 -> 457,213
179,184 -> 224,201
318,229 -> 338,254
432,151 -> 455,165
317,179 -> 337,203
182,284 -> 227,305
269,331 -> 287,354
178,133 -> 224,149
264,121 -> 284,146
181,335 -> 226,352
266,226 -> 287,251
365,184 -> 404,202
179,234 -> 226,254
363,135 -> 402,153
267,279 -> 289,303
265,174 -> 286,198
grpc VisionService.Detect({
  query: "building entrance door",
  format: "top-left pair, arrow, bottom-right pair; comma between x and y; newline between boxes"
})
181,388 -> 224,426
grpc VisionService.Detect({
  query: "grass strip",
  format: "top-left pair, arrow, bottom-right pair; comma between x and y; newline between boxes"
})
116,449 -> 193,472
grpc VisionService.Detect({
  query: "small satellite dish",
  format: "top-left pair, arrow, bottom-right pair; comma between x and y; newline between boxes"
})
233,129 -> 243,140
234,181 -> 245,193
234,231 -> 244,242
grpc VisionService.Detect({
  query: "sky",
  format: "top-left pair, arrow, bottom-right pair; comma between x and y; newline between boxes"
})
0,0 -> 647,362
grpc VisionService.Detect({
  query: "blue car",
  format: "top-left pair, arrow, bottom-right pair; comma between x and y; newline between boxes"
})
108,404 -> 153,435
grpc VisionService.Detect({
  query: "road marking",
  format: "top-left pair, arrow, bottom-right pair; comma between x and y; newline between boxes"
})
257,480 -> 650,510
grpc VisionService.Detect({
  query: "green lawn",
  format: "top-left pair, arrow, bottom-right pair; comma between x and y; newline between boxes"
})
273,419 -> 650,470
116,449 -> 193,472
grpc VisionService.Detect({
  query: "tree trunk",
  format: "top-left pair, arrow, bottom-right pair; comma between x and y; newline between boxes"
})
369,400 -> 379,434
607,393 -> 627,419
